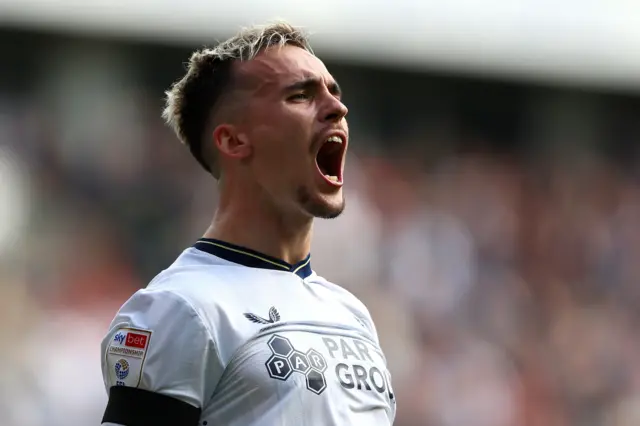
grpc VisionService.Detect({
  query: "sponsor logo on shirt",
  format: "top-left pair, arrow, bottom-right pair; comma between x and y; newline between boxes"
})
108,329 -> 149,358
321,336 -> 395,403
125,332 -> 148,349
105,327 -> 152,388
264,333 -> 395,403
265,334 -> 328,395
114,332 -> 126,345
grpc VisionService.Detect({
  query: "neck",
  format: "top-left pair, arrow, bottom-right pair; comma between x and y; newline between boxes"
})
204,182 -> 313,265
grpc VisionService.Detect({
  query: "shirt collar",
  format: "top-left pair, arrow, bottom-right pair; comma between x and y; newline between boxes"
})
193,238 -> 313,279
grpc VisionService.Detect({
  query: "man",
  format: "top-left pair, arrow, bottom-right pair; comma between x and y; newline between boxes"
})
100,21 -> 396,426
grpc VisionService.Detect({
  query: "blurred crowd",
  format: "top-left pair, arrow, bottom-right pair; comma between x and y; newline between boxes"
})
1,30 -> 640,426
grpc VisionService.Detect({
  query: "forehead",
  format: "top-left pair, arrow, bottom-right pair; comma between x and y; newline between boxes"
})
236,45 -> 334,92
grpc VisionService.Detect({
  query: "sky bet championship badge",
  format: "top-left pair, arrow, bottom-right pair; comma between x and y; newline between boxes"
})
105,327 -> 151,388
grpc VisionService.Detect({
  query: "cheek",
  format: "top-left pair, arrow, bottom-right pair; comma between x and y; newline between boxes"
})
248,108 -> 314,182
251,132 -> 298,185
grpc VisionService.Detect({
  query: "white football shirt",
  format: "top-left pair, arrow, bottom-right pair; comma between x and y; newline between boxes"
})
101,238 -> 396,426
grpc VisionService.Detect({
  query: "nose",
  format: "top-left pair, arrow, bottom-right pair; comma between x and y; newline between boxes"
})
321,96 -> 348,123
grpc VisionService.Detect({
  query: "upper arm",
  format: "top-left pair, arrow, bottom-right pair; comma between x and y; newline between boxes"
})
100,289 -> 222,426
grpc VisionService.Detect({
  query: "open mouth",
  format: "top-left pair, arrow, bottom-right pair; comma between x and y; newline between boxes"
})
315,135 -> 345,186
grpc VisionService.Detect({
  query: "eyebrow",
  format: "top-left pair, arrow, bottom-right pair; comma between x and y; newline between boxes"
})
284,77 -> 342,97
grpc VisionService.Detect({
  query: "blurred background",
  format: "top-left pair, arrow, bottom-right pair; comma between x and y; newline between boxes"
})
2,1 -> 640,425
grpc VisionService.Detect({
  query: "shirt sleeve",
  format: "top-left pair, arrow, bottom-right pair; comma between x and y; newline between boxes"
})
100,289 -> 222,426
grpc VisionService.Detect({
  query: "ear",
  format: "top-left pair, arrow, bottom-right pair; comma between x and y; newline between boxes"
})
213,124 -> 252,160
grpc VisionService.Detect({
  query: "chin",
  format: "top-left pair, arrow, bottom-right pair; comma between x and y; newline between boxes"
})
297,186 -> 345,219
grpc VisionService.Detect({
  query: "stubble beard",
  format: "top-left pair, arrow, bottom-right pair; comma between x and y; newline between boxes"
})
296,185 -> 345,219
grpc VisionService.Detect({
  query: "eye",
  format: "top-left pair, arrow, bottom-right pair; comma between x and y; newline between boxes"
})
288,92 -> 311,102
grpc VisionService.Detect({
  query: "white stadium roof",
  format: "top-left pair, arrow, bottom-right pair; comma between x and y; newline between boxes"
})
1,0 -> 640,91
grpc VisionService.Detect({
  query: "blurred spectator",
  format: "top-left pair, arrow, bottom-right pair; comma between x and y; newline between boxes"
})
1,27 -> 640,426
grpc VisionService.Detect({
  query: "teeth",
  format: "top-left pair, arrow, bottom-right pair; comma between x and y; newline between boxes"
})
326,135 -> 343,144
326,175 -> 339,182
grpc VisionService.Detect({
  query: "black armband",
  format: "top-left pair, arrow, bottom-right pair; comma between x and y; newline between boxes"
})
102,386 -> 201,426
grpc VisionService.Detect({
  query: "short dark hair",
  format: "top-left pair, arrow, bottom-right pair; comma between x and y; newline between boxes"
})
162,21 -> 313,178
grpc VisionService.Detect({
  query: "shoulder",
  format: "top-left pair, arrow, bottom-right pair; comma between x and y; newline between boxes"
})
144,247 -> 254,311
102,248 -> 241,380
100,251 -> 234,408
112,247 -> 287,360
150,246 -> 243,288
109,248 -> 253,349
